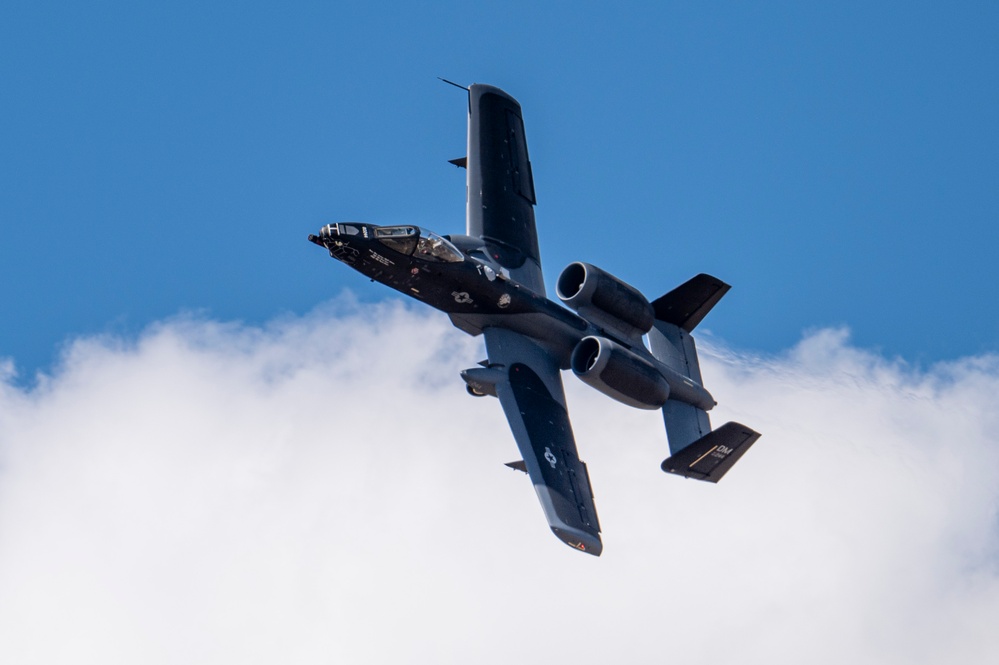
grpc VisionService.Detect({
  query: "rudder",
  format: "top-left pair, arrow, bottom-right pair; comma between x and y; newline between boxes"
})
661,422 -> 761,483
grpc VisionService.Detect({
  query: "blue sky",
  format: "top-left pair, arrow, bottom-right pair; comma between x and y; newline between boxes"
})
2,1 -> 997,376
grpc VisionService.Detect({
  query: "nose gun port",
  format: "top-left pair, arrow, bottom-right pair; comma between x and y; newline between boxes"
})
308,224 -> 340,247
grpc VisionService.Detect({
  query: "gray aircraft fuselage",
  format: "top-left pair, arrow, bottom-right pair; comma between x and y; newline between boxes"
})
308,223 -> 587,362
308,222 -> 716,411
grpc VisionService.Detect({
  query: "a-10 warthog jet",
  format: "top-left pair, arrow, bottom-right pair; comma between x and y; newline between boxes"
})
309,83 -> 760,555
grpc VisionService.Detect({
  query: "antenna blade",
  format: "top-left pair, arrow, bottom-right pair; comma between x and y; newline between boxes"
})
438,77 -> 469,91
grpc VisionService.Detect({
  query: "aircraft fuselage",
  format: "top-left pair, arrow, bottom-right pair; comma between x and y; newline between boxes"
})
308,222 -> 588,366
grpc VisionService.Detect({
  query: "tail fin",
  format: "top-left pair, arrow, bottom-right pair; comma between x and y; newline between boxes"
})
651,273 -> 729,333
648,274 -> 760,482
661,422 -> 761,483
647,273 -> 728,384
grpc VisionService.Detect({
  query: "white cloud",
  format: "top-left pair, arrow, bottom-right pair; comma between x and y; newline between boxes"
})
1,300 -> 998,664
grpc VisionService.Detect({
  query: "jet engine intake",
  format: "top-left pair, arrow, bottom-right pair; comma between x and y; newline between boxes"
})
556,262 -> 654,341
570,336 -> 669,410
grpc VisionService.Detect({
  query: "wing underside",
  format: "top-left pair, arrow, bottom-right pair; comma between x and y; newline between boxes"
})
466,84 -> 545,295
466,85 -> 599,554
484,327 -> 602,555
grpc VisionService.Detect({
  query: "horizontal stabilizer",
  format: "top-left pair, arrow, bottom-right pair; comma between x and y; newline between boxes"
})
449,156 -> 467,168
651,274 -> 730,332
661,422 -> 760,483
505,460 -> 528,474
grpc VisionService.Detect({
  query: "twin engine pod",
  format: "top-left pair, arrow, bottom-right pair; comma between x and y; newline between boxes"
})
556,262 -> 654,342
557,261 -> 716,411
570,336 -> 669,410
557,262 -> 666,409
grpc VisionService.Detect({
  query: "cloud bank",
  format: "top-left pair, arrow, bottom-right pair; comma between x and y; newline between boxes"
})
1,299 -> 998,664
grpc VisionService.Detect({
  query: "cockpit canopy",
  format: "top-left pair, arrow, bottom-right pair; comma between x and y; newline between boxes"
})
374,225 -> 463,263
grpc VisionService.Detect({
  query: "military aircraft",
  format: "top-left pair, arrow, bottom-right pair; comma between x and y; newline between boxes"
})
309,83 -> 760,556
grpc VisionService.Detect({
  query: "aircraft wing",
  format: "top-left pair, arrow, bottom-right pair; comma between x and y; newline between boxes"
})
483,327 -> 602,555
465,84 -> 545,295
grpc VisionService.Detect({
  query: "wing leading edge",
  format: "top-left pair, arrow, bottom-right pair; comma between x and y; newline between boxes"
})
483,327 -> 602,555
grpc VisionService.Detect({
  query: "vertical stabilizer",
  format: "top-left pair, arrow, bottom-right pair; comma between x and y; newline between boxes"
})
650,273 -> 729,333
648,274 -> 760,479
661,422 -> 761,483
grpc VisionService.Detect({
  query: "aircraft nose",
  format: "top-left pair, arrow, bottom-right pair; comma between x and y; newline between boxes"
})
308,224 -> 339,247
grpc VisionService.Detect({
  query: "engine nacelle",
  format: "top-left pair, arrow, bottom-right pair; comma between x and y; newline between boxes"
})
570,336 -> 669,410
556,262 -> 654,340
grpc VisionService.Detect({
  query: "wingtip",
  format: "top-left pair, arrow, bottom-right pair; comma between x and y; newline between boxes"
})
551,526 -> 602,556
